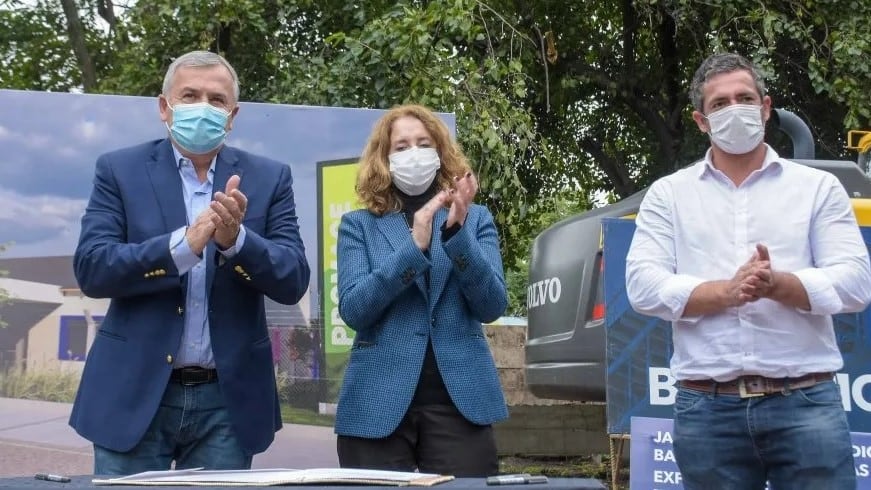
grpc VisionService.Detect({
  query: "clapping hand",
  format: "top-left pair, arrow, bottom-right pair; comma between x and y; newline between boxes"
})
185,208 -> 217,257
446,172 -> 477,228
743,243 -> 775,299
726,243 -> 773,306
210,175 -> 248,250
412,191 -> 450,251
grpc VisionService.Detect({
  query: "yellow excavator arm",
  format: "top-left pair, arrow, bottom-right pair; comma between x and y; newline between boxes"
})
848,130 -> 871,172
848,130 -> 871,151
848,130 -> 871,226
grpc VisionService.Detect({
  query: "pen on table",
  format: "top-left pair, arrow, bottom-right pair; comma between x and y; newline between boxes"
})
34,473 -> 71,483
486,474 -> 549,485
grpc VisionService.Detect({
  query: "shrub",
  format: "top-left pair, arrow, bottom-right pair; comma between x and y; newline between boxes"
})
0,366 -> 80,402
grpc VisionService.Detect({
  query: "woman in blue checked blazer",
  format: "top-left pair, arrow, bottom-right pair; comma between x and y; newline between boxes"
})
334,104 -> 508,476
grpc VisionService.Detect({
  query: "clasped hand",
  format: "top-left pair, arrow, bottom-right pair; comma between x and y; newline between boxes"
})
411,172 -> 477,251
727,243 -> 776,306
186,175 -> 248,255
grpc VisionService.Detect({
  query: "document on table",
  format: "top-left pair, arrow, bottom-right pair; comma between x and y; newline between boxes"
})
92,468 -> 456,486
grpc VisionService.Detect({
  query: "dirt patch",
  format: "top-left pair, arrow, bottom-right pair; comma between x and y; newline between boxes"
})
498,455 -> 627,489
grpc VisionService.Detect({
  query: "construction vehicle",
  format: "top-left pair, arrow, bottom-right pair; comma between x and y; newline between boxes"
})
849,130 -> 871,177
524,109 -> 871,403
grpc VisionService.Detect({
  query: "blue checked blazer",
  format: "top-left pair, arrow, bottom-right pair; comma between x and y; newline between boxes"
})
333,203 -> 509,438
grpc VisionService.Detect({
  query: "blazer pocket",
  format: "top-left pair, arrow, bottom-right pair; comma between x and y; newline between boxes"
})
97,329 -> 127,342
351,340 -> 377,350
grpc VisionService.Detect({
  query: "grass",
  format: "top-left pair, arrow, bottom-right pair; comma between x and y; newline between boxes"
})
0,367 -> 80,402
0,365 -> 337,429
498,455 -> 627,489
279,404 -> 336,427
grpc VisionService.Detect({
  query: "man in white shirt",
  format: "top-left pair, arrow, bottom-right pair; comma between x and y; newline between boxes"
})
626,52 -> 871,489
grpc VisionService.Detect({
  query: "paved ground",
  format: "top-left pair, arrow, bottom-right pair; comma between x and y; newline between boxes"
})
0,397 -> 338,478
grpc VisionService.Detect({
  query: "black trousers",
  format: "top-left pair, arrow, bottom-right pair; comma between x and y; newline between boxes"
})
337,403 -> 498,477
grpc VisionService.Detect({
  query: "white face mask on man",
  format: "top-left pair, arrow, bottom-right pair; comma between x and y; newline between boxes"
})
705,104 -> 765,155
388,147 -> 441,196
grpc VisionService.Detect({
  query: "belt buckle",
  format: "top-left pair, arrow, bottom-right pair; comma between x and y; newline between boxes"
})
180,372 -> 201,386
738,377 -> 765,398
175,367 -> 209,386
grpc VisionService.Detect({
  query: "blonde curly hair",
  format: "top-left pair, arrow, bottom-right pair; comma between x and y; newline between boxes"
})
356,104 -> 471,215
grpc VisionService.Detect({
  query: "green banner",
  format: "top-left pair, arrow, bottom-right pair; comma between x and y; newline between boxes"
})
318,159 -> 362,354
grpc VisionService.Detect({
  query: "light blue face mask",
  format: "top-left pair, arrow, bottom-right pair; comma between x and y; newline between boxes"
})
166,102 -> 231,154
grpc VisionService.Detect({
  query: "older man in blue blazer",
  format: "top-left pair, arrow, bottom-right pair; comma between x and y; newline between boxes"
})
69,50 -> 310,475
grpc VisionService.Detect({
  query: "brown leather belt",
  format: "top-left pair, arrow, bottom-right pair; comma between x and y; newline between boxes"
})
170,367 -> 218,385
679,372 -> 833,398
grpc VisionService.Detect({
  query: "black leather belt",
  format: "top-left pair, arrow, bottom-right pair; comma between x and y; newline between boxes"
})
680,372 -> 833,398
170,367 -> 218,385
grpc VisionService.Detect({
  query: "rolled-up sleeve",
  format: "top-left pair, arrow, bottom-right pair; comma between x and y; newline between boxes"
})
625,180 -> 705,322
794,177 -> 871,315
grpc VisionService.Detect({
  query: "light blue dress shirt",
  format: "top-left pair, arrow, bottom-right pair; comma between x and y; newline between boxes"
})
168,148 -> 246,368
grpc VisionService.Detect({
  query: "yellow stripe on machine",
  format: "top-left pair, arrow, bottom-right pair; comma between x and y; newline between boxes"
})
853,199 -> 871,227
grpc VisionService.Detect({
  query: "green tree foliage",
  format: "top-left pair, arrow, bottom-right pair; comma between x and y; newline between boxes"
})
0,0 -> 89,91
657,0 -> 871,158
274,0 -> 560,269
1,0 -> 870,314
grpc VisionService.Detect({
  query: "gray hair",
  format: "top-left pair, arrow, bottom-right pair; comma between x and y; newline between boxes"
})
689,52 -> 766,112
162,50 -> 240,102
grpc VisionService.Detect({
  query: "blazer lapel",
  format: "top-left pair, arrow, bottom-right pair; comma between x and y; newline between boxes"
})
212,146 -> 242,201
207,147 -> 242,294
376,212 -> 408,251
429,208 -> 451,307
145,140 -> 187,231
376,213 -> 428,298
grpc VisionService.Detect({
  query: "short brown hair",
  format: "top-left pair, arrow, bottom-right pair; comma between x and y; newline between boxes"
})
356,104 -> 471,215
690,52 -> 766,112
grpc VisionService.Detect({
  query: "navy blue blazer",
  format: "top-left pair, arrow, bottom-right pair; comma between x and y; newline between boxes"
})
333,204 -> 509,438
69,139 -> 310,454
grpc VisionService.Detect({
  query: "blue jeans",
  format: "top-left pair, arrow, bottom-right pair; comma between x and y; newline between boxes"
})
673,381 -> 855,490
94,380 -> 252,475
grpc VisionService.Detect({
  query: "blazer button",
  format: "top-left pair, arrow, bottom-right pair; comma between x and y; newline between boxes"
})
402,268 -> 416,284
177,306 -> 184,315
166,355 -> 173,364
454,255 -> 468,271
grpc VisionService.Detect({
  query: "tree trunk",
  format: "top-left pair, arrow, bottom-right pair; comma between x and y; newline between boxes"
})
97,0 -> 117,30
60,0 -> 97,92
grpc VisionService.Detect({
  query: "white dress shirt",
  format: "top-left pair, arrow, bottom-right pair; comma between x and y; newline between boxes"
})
626,145 -> 871,381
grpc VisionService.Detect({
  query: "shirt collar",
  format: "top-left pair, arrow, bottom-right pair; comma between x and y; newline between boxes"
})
172,145 -> 217,175
696,144 -> 785,179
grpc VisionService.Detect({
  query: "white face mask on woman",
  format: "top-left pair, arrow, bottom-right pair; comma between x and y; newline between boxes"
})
705,104 -> 765,155
388,147 -> 441,196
